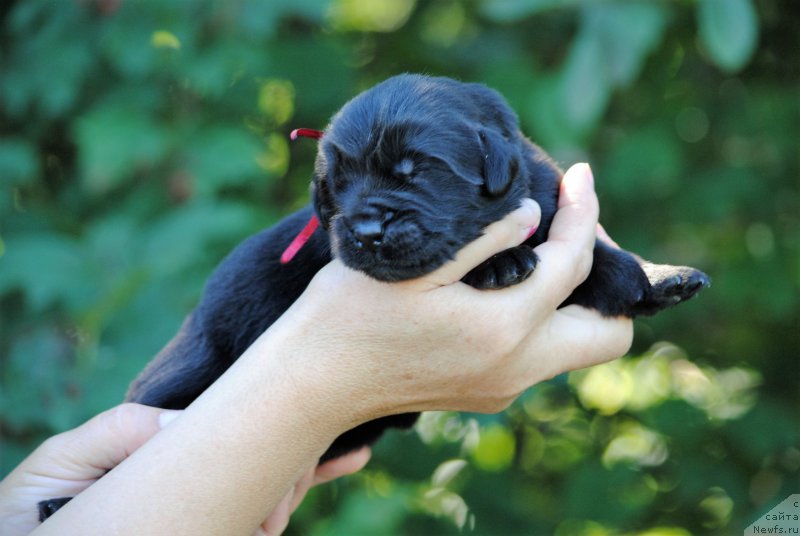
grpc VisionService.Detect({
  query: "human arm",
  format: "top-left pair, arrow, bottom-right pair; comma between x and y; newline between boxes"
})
29,163 -> 630,535
0,403 -> 370,536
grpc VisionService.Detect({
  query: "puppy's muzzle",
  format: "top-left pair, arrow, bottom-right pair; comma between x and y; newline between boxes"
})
345,207 -> 395,251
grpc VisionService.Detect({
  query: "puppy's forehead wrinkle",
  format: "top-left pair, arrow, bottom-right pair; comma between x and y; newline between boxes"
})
329,79 -> 507,160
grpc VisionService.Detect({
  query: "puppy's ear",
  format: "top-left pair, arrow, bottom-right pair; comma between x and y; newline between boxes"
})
311,178 -> 334,230
312,145 -> 343,230
480,128 -> 519,197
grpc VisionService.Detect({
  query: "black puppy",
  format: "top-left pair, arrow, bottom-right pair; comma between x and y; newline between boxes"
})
38,74 -> 708,520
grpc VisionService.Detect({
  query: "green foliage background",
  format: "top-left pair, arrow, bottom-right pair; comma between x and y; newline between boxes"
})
1,0 -> 797,534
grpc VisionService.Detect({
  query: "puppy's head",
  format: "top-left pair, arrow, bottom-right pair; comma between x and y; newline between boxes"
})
312,74 -> 536,281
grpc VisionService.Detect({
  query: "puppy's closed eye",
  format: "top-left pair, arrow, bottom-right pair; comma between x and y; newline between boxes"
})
392,158 -> 415,180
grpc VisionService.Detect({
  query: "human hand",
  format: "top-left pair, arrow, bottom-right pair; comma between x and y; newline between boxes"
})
254,447 -> 370,536
275,163 -> 633,426
0,404 -> 177,535
0,404 -> 368,536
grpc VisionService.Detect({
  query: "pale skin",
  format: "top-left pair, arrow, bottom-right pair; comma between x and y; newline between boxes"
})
0,163 -> 632,535
0,404 -> 371,536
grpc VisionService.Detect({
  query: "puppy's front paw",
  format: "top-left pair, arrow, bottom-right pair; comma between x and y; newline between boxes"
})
462,245 -> 539,289
633,264 -> 711,316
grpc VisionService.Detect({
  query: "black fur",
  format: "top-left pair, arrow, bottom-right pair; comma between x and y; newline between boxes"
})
38,497 -> 72,521
40,75 -> 709,519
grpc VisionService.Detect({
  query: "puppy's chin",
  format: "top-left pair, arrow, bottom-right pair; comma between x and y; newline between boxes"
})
337,248 -> 454,281
332,236 -> 457,282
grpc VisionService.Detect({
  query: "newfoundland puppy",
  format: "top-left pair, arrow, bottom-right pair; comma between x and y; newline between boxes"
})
39,74 -> 708,520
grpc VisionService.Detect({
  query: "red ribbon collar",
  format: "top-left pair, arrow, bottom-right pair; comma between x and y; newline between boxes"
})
280,129 -> 324,264
279,214 -> 319,264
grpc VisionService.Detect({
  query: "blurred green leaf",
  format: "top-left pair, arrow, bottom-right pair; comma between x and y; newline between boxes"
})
97,2 -> 180,79
644,400 -> 709,445
560,2 -> 668,135
184,128 -> 264,195
0,234 -> 87,312
179,40 -> 263,99
0,138 -> 39,185
321,484 -> 411,534
478,0 -> 573,22
560,24 -> 611,135
584,2 -> 668,87
525,72 -> 584,150
1,327 -> 78,431
697,0 -> 759,73
238,0 -> 333,38
143,201 -> 263,277
328,0 -> 416,33
75,107 -> 170,193
602,124 -> 684,201
564,462 -> 654,523
723,400 -> 800,463
0,1 -> 92,119
471,423 -> 516,472
431,459 -> 468,488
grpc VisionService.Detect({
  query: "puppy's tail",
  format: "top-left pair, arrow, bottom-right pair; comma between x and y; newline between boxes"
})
126,313 -> 226,409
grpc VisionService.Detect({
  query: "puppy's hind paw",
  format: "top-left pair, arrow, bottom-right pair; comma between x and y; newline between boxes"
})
633,264 -> 711,316
38,497 -> 73,521
462,245 -> 539,290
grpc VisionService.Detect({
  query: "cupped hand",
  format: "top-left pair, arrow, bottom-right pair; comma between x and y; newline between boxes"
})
282,163 -> 633,424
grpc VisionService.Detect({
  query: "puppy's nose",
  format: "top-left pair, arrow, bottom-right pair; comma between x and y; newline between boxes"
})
352,219 -> 384,250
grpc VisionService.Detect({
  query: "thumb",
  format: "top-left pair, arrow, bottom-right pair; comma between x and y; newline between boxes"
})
42,404 -> 182,479
422,198 -> 541,287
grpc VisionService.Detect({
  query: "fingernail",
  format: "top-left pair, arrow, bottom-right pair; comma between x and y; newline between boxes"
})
514,199 -> 540,240
518,197 -> 537,214
158,410 -> 181,429
517,198 -> 540,223
564,163 -> 594,199
578,162 -> 594,185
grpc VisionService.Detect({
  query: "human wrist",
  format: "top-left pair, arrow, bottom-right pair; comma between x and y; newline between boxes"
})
31,318 -> 370,535
249,305 -> 385,440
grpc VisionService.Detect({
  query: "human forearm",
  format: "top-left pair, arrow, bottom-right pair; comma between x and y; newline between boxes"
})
33,318 -> 356,536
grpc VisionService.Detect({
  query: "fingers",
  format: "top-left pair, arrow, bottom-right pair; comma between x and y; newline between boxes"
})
313,447 -> 371,486
421,198 -> 541,288
422,163 -> 601,339
255,468 -> 313,536
596,223 -> 620,249
256,448 -> 371,536
41,403 -> 181,479
256,489 -> 293,536
534,305 -> 633,382
525,163 -> 599,311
